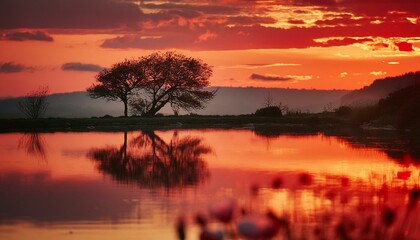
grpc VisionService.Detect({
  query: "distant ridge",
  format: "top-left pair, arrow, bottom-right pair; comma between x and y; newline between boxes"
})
0,87 -> 349,118
0,92 -> 122,119
341,72 -> 420,106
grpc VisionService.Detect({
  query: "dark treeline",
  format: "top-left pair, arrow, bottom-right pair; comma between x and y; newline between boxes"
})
335,83 -> 420,130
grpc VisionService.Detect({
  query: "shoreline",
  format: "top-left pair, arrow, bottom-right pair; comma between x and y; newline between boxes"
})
0,114 -> 344,133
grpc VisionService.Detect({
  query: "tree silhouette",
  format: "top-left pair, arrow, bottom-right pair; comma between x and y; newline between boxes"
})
87,59 -> 145,117
87,52 -> 216,117
87,131 -> 211,188
129,52 -> 216,116
17,86 -> 49,119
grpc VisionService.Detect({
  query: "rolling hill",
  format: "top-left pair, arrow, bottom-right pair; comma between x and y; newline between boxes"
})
341,71 -> 420,106
0,87 -> 349,118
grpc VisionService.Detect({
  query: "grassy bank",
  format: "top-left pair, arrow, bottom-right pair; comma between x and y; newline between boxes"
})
0,113 -> 344,133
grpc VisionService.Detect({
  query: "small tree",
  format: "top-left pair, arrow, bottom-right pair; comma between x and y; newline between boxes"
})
87,59 -> 145,117
278,101 -> 289,115
129,52 -> 216,116
264,91 -> 274,107
18,86 -> 49,119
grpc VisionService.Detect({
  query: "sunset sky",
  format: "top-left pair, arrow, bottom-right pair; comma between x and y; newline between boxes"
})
0,0 -> 419,97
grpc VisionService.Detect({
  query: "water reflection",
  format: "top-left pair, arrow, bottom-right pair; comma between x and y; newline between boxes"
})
254,126 -> 420,163
0,171 -> 137,223
18,133 -> 47,160
1,129 -> 419,240
324,128 -> 420,163
87,130 -> 211,188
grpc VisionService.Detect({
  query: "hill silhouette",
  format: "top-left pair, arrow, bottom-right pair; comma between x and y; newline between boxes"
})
0,87 -> 348,118
376,84 -> 420,129
341,72 -> 420,106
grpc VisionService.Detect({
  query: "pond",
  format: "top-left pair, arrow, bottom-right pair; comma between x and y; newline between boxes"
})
0,129 -> 419,240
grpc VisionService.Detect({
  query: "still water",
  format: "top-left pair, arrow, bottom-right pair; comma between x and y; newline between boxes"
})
0,129 -> 419,239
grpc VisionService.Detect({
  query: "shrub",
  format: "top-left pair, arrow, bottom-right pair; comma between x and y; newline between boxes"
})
334,106 -> 352,117
255,106 -> 282,117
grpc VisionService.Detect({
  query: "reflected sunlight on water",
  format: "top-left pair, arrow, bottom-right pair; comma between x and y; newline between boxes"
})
0,129 -> 418,239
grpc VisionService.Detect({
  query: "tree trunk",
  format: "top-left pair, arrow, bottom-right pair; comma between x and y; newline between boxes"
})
123,101 -> 128,117
143,108 -> 159,117
121,131 -> 128,166
143,98 -> 171,117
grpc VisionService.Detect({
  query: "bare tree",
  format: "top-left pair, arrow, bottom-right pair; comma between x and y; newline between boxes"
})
278,101 -> 289,115
264,91 -> 273,107
18,86 -> 49,119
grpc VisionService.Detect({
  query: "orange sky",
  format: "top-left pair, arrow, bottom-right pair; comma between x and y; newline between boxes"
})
0,0 -> 419,97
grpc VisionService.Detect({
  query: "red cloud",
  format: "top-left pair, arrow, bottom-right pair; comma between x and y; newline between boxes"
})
395,41 -> 414,52
1,31 -> 53,41
0,0 -> 143,29
102,20 -> 419,50
291,0 -> 420,17
2,0 -> 419,52
315,15 -> 369,27
317,37 -> 373,47
250,73 -> 292,81
287,19 -> 306,25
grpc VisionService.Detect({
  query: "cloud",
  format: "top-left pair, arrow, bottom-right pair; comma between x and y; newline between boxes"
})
61,63 -> 103,72
315,37 -> 373,47
140,2 -> 240,16
370,71 -> 387,76
101,33 -> 197,50
289,0 -> 420,17
368,42 -> 390,51
250,73 -> 293,81
218,63 -> 300,70
196,30 -> 218,43
395,41 -> 414,52
0,0 -> 143,29
287,19 -> 306,25
290,75 -> 313,81
2,0 -> 418,52
1,31 -> 53,41
314,14 -> 368,27
101,20 -> 420,50
0,62 -> 32,73
227,16 -> 277,26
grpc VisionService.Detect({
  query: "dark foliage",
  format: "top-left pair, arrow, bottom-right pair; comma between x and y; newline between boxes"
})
87,59 -> 145,117
255,106 -> 282,117
336,82 -> 420,129
129,52 -> 216,117
87,52 -> 216,117
341,71 -> 420,106
334,106 -> 352,117
376,84 -> 420,129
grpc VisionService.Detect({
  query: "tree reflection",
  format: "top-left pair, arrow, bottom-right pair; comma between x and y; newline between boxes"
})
18,133 -> 47,160
255,126 -> 420,163
324,128 -> 420,163
87,131 -> 211,188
